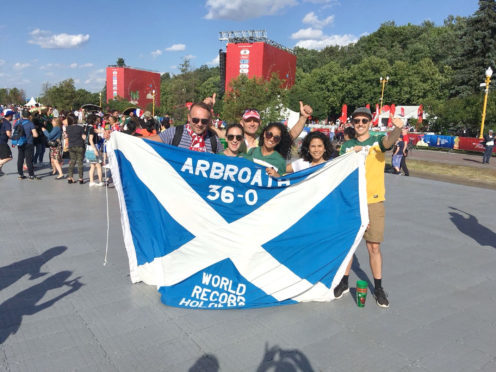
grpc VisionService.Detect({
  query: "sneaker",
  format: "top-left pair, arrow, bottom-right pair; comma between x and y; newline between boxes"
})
374,287 -> 389,308
333,281 -> 349,299
28,176 -> 42,180
0,169 -> 4,176
18,175 -> 27,180
95,182 -> 104,187
89,182 -> 96,187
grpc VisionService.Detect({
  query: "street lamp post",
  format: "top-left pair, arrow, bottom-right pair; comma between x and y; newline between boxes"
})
479,67 -> 493,139
379,76 -> 389,114
99,92 -> 102,108
152,90 -> 156,117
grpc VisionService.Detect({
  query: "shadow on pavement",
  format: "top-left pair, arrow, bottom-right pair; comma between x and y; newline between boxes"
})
256,343 -> 314,372
189,354 -> 219,372
0,270 -> 83,344
449,207 -> 496,249
351,254 -> 374,292
0,246 -> 67,291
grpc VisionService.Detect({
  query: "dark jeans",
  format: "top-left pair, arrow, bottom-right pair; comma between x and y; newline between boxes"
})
34,143 -> 46,164
68,146 -> 84,179
17,143 -> 34,177
400,152 -> 409,176
483,146 -> 493,163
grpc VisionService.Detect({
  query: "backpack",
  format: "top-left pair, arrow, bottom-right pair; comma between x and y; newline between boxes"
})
172,124 -> 218,153
11,120 -> 27,147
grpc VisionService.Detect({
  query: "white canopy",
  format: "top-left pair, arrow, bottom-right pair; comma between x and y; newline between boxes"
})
25,97 -> 37,107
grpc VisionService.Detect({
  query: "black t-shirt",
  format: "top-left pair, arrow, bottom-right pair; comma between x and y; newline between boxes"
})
396,141 -> 405,153
86,126 -> 99,146
0,118 -> 12,144
66,125 -> 85,148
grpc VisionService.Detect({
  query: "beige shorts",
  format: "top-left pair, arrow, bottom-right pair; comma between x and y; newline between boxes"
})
363,202 -> 385,243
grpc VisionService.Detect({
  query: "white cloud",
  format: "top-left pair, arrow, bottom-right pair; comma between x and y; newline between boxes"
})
291,28 -> 324,40
69,63 -> 78,69
207,55 -> 220,66
45,72 -> 55,77
304,0 -> 338,4
28,29 -> 90,49
205,0 -> 297,20
80,63 -> 93,68
13,62 -> 30,70
184,54 -> 196,60
0,59 -> 5,66
165,43 -> 186,51
84,69 -> 106,89
295,33 -> 358,49
151,49 -> 163,57
302,11 -> 334,28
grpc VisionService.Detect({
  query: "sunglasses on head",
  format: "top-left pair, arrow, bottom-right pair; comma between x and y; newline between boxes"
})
352,118 -> 370,125
227,134 -> 243,141
191,117 -> 209,125
244,108 -> 259,114
265,131 -> 281,143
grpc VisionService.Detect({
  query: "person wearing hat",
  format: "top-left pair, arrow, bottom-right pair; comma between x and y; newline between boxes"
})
334,106 -> 404,308
482,129 -> 494,164
0,109 -> 14,175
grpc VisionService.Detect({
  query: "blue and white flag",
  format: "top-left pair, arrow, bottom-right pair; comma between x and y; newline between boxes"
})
108,132 -> 368,309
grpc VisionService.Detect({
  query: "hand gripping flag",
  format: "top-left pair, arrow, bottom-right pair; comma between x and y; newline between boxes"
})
108,132 -> 369,309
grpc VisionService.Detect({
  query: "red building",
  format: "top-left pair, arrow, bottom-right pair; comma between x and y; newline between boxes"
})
106,66 -> 160,109
224,41 -> 296,91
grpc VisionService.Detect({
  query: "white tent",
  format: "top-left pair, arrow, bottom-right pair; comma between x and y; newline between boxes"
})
25,97 -> 38,107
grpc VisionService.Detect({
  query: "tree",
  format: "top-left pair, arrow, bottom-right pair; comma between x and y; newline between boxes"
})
222,74 -> 287,125
116,58 -> 126,67
450,0 -> 496,97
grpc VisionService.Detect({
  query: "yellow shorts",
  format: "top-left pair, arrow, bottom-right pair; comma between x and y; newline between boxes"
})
363,202 -> 385,243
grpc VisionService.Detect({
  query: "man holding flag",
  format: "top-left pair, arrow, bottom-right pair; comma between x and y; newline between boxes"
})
335,107 -> 403,308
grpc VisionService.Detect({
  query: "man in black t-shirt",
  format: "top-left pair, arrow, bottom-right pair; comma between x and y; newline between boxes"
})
0,109 -> 14,175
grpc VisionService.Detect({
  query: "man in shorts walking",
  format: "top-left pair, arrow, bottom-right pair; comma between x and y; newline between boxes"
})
335,107 -> 403,308
0,109 -> 14,175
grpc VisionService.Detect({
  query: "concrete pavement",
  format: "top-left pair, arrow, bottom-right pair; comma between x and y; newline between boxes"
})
1,154 -> 495,371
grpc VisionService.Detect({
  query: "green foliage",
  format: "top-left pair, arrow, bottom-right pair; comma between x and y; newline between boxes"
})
222,74 -> 287,124
0,87 -> 25,105
116,58 -> 126,67
39,79 -> 98,110
106,97 -> 136,113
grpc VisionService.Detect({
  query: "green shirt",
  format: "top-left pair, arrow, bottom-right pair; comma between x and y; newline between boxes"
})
243,147 -> 287,174
340,134 -> 388,204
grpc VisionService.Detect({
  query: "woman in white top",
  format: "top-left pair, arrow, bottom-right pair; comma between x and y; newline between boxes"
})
286,131 -> 334,173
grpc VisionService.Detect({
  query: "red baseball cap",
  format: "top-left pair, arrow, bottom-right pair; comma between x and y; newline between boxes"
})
242,109 -> 260,121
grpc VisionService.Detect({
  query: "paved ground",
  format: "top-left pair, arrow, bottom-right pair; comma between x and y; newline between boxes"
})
407,149 -> 496,169
1,153 -> 496,371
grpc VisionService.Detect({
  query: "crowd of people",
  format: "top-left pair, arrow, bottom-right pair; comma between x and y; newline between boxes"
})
1,98 -> 412,309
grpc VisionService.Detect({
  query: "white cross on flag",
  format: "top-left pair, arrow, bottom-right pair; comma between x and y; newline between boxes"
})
108,132 -> 368,309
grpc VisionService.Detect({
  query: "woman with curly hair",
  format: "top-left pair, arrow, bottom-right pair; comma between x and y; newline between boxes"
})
243,122 -> 292,177
286,131 -> 334,173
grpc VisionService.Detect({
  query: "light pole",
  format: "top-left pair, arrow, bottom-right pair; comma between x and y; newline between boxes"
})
479,66 -> 493,139
152,90 -> 156,117
379,76 -> 389,114
99,92 -> 102,108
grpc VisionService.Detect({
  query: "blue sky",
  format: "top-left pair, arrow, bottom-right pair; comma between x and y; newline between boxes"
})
0,0 -> 478,98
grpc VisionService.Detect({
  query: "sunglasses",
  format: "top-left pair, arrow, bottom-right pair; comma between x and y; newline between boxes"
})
227,134 -> 243,141
244,108 -> 259,114
352,118 -> 370,125
191,117 -> 209,125
265,131 -> 281,143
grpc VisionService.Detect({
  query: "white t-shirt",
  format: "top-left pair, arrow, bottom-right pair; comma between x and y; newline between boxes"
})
291,158 -> 311,172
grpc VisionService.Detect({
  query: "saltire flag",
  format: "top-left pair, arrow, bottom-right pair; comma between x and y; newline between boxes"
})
372,104 -> 380,126
108,132 -> 368,309
339,104 -> 347,123
418,104 -> 423,124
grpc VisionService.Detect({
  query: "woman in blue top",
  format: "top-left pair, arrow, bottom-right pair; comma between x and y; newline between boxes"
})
43,117 -> 64,179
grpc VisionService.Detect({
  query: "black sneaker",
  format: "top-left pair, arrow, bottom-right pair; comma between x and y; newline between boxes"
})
374,287 -> 389,308
28,176 -> 42,180
0,170 -> 4,176
18,175 -> 27,180
333,281 -> 349,299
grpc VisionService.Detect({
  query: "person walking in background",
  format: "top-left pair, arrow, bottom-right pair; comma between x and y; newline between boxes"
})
391,138 -> 404,175
400,127 -> 410,176
65,115 -> 86,184
0,109 -> 14,175
43,117 -> 64,179
482,129 -> 494,164
16,110 -> 40,180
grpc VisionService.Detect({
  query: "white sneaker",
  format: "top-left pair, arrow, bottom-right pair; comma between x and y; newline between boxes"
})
89,182 -> 96,187
95,182 -> 104,187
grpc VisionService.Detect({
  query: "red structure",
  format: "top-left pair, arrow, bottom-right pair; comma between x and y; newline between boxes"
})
106,66 -> 160,109
224,42 -> 296,91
